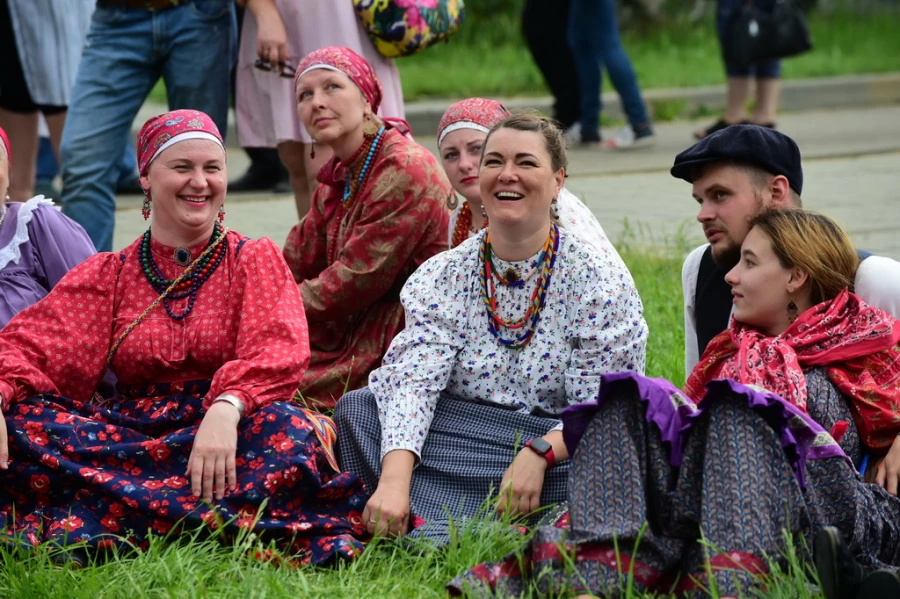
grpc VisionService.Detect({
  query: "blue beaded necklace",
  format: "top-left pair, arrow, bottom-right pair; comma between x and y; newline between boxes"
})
343,126 -> 386,203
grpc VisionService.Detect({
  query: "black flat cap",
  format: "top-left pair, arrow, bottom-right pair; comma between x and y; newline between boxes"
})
670,124 -> 803,194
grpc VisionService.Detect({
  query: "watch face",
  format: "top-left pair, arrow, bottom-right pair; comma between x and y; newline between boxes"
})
529,437 -> 552,455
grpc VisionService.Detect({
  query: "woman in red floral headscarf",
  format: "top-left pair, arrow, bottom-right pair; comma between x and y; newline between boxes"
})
450,209 -> 900,598
0,109 -> 368,566
283,46 -> 451,409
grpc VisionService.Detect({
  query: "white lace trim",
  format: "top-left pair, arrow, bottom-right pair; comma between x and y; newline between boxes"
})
0,195 -> 54,271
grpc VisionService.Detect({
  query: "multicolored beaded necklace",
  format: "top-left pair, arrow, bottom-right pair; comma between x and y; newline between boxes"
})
479,223 -> 560,349
452,201 -> 486,248
343,125 -> 386,204
138,221 -> 227,320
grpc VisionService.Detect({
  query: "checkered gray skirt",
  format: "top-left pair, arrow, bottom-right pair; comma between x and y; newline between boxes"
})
335,388 -> 569,543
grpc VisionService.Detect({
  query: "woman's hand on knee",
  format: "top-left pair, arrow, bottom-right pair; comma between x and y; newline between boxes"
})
496,449 -> 547,518
875,434 -> 900,496
187,401 -> 240,503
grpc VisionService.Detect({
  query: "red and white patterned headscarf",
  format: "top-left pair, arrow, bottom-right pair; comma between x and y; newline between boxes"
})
437,98 -> 510,146
137,109 -> 224,176
295,46 -> 411,135
0,126 -> 10,164
296,46 -> 383,112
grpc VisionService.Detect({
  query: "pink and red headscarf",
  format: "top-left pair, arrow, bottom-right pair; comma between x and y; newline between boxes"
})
136,109 -> 225,176
0,126 -> 11,164
437,98 -> 510,146
295,46 -> 411,135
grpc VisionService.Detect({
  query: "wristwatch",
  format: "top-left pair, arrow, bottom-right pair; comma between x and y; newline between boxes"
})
525,437 -> 555,467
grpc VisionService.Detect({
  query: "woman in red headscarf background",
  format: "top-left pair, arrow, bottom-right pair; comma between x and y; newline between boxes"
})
283,46 -> 451,409
436,98 -> 612,252
0,109 -> 368,565
235,0 -> 405,218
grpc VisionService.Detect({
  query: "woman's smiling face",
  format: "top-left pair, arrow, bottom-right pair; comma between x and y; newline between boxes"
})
478,127 -> 564,232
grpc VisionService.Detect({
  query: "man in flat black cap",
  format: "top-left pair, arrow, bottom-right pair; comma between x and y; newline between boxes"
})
674,124 -> 900,376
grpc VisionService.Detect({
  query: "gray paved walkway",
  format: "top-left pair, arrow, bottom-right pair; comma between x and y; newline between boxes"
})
112,106 -> 900,259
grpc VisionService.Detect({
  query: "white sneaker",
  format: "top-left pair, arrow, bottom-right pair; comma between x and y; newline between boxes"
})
603,125 -> 656,150
563,122 -> 581,145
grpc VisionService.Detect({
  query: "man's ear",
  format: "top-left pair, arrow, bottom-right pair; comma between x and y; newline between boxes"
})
769,174 -> 792,208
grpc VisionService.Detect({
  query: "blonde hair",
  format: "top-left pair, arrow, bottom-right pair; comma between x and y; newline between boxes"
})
749,209 -> 858,304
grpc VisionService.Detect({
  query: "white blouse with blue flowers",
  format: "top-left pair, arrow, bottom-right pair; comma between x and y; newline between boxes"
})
369,228 -> 648,460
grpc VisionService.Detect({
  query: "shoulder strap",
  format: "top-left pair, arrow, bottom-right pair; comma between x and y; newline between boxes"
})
856,249 -> 873,262
694,246 -> 735,358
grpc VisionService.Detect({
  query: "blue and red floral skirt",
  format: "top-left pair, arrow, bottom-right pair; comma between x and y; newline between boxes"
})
0,387 -> 369,565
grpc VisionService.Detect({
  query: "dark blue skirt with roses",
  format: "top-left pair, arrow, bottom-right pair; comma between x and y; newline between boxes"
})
0,386 -> 369,565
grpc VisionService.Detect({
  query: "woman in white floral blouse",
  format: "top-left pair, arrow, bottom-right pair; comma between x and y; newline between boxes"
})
335,113 -> 648,542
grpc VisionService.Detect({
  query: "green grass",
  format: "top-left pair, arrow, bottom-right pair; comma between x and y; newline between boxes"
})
0,241 -> 830,597
149,8 -> 900,105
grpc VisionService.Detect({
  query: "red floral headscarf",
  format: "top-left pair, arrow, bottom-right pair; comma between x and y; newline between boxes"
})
684,289 -> 900,451
437,98 -> 509,146
0,126 -> 10,164
295,46 -> 411,136
136,109 -> 224,176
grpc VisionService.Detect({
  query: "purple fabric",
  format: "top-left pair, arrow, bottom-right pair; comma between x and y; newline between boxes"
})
561,372 -> 850,491
561,371 -> 699,465
0,201 -> 97,329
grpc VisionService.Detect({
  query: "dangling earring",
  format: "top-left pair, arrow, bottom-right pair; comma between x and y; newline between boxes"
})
446,193 -> 458,210
218,204 -> 226,223
550,197 -> 560,221
787,299 -> 798,323
480,204 -> 488,219
363,115 -> 379,136
310,144 -> 316,160
142,195 -> 151,221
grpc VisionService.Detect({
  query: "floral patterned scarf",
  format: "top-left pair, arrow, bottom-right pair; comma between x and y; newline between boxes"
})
436,97 -> 509,145
684,289 -> 900,450
136,109 -> 224,176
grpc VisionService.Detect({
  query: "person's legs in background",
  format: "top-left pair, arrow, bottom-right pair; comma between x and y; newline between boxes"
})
568,0 -> 603,144
114,142 -> 142,194
0,109 -> 38,202
277,140 -> 329,219
61,6 -> 163,252
752,63 -> 781,127
230,146 -> 290,193
568,0 -> 654,148
695,0 -> 781,139
522,0 -> 581,132
38,129 -> 141,199
35,130 -> 58,199
0,0 -> 48,202
158,2 -> 235,144
229,3 -> 289,193
593,0 -> 655,150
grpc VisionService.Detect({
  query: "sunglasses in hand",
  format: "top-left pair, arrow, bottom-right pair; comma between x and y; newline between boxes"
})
254,59 -> 296,79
